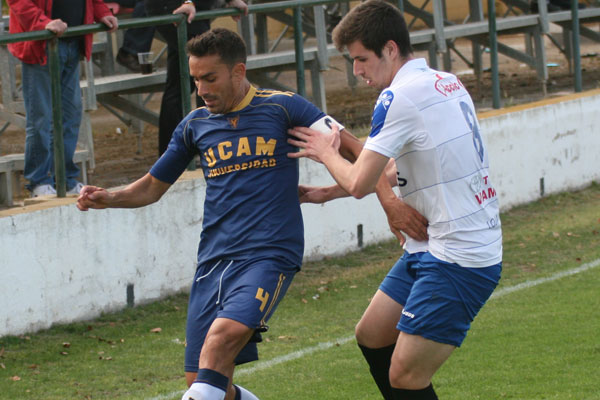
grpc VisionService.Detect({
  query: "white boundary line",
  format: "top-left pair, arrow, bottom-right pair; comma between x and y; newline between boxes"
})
147,258 -> 600,400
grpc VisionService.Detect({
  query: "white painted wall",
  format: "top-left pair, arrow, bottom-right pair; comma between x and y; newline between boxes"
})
1,90 -> 599,337
481,92 -> 600,209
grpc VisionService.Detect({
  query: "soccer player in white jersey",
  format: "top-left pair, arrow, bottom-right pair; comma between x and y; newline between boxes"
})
288,1 -> 502,399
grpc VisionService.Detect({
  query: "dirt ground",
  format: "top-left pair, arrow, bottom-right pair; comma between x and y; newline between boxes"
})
1,33 -> 599,206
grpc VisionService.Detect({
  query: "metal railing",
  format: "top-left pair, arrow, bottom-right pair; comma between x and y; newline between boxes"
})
0,0 -> 589,196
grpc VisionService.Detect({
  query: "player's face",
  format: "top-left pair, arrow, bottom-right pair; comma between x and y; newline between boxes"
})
189,54 -> 244,114
347,41 -> 395,91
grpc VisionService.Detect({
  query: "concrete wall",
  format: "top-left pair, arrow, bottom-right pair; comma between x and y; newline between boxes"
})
1,90 -> 599,337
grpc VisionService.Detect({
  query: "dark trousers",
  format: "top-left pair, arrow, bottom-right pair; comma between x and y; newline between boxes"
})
154,20 -> 209,155
117,0 -> 155,55
144,0 -> 210,155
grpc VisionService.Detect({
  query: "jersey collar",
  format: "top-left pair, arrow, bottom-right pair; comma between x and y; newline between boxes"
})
390,58 -> 428,87
230,85 -> 257,113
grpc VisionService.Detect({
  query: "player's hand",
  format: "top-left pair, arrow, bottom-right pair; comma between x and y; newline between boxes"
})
227,0 -> 249,22
173,2 -> 196,24
45,19 -> 68,36
99,15 -> 119,33
76,186 -> 111,211
287,124 -> 341,163
383,197 -> 428,245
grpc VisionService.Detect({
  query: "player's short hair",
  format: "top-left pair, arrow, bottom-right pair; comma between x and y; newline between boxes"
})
186,28 -> 247,67
332,0 -> 413,58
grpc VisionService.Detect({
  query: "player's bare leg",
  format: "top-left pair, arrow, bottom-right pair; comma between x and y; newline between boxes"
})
389,332 -> 454,398
184,317 -> 255,400
356,289 -> 403,347
354,290 -> 403,399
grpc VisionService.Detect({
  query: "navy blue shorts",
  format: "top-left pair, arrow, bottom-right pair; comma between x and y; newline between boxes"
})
184,257 -> 298,372
379,251 -> 501,347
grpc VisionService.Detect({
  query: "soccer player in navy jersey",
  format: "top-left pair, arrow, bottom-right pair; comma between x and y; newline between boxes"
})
77,27 -> 427,400
288,1 -> 503,399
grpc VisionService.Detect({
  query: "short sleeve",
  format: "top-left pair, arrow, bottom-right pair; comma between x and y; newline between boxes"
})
364,89 -> 424,159
149,119 -> 196,184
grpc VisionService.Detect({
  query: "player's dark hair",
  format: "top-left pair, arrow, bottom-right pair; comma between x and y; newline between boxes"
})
186,27 -> 247,67
332,0 -> 413,58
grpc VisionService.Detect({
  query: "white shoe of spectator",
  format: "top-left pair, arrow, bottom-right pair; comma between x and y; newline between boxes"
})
31,184 -> 57,198
67,182 -> 84,195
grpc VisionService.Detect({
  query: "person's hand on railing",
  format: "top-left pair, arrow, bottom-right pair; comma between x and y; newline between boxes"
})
173,1 -> 197,24
227,0 -> 249,22
99,15 -> 119,33
45,19 -> 68,36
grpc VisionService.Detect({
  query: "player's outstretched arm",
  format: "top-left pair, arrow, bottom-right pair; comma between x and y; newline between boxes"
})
77,173 -> 171,211
298,184 -> 348,204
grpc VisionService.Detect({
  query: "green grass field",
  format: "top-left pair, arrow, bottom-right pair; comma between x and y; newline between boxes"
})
1,183 -> 600,399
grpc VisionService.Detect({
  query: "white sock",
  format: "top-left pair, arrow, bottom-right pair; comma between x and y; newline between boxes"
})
235,384 -> 260,400
182,382 -> 226,400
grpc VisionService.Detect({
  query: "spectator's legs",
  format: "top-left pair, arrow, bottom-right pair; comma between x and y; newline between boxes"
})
22,61 -> 54,191
120,1 -> 155,56
155,19 -> 209,156
22,40 -> 83,192
60,40 -> 83,190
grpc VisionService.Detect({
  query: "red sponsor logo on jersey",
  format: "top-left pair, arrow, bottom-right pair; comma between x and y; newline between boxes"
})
434,74 -> 464,97
474,175 -> 497,205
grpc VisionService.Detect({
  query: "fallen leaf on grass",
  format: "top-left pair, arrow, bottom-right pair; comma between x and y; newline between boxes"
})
60,351 -> 68,356
552,232 -> 560,238
27,364 -> 38,369
301,298 -> 308,304
150,327 -> 162,333
10,376 -> 21,381
0,363 -> 5,369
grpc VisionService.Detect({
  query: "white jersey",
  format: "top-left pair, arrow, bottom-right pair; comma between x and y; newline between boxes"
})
364,58 -> 502,268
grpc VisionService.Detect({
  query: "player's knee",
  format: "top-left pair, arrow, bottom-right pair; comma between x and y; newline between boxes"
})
204,321 -> 252,355
355,318 -> 392,348
389,359 -> 429,390
355,319 -> 370,346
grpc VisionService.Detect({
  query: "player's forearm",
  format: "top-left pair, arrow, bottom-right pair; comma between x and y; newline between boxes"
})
321,151 -> 376,199
107,174 -> 169,208
338,129 -> 363,162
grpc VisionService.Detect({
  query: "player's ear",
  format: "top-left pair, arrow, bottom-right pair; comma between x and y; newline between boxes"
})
384,40 -> 399,59
231,62 -> 246,83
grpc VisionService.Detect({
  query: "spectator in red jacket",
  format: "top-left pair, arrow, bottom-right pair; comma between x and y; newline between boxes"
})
8,0 -> 118,197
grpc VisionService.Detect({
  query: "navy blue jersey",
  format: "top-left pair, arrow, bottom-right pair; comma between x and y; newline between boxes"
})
150,86 -> 326,267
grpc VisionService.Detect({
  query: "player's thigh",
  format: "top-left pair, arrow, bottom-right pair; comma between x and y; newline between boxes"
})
355,290 -> 403,347
200,317 -> 256,368
398,253 -> 501,347
390,332 -> 455,389
217,258 -> 298,331
356,252 -> 422,347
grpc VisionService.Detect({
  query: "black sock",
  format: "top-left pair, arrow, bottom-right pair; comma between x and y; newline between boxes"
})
391,383 -> 438,400
358,343 -> 396,400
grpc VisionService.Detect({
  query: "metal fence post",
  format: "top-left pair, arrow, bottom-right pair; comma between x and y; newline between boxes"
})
177,16 -> 191,116
571,0 -> 582,92
487,0 -> 501,109
293,6 -> 306,98
48,38 -> 67,197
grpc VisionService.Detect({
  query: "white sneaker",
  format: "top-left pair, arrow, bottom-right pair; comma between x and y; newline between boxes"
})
67,182 -> 84,195
31,184 -> 57,198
